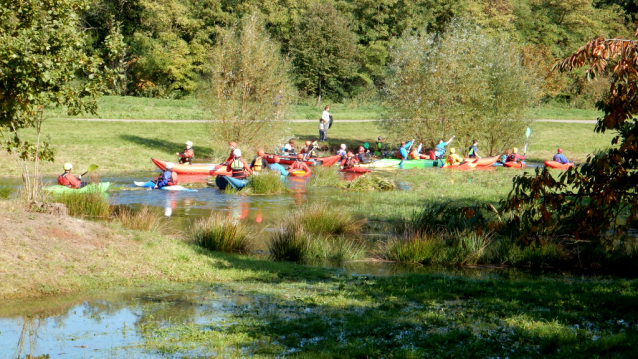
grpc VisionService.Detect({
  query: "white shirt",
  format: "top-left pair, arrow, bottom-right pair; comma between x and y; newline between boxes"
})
322,110 -> 330,122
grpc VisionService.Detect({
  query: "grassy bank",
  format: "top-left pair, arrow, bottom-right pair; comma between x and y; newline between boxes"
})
1,199 -> 637,357
0,118 -> 614,176
44,95 -> 603,121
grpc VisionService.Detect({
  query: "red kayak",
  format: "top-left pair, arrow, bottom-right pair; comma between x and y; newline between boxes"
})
341,166 -> 372,173
445,159 -> 478,170
264,154 -> 341,167
462,156 -> 499,167
503,161 -> 526,169
152,158 -> 230,175
544,161 -> 574,170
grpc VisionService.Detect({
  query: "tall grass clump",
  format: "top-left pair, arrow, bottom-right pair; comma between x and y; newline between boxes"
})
52,191 -> 111,218
246,171 -> 288,194
396,201 -> 494,236
308,165 -> 340,187
112,205 -> 170,233
296,203 -> 364,235
445,230 -> 495,265
269,217 -> 366,263
191,213 -> 252,254
340,174 -> 396,191
378,231 -> 444,264
0,185 -> 15,199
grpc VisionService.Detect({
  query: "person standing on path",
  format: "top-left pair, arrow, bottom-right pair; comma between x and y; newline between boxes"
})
320,105 -> 331,141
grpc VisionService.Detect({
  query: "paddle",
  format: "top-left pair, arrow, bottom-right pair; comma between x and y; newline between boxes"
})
523,127 -> 531,155
81,164 -> 99,177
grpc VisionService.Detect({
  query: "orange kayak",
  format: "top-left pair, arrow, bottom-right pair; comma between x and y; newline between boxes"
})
503,161 -> 526,169
544,161 -> 574,170
462,156 -> 499,167
151,158 -> 231,176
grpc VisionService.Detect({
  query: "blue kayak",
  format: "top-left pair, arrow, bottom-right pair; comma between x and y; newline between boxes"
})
215,175 -> 248,190
134,181 -> 198,192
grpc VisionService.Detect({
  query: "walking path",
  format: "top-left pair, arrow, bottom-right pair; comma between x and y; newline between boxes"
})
58,118 -> 598,124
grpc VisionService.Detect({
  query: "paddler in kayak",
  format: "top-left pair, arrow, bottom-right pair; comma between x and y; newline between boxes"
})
506,148 -> 526,163
446,148 -> 463,166
499,150 -> 511,164
375,137 -> 388,158
300,140 -> 319,158
57,163 -> 83,189
288,153 -> 312,175
399,140 -> 413,169
250,149 -> 269,173
337,144 -> 347,159
357,146 -> 369,163
227,149 -> 252,179
467,139 -> 481,159
341,152 -> 359,170
553,148 -> 572,164
176,141 -> 194,164
434,135 -> 455,159
222,141 -> 238,165
154,162 -> 178,189
269,156 -> 288,177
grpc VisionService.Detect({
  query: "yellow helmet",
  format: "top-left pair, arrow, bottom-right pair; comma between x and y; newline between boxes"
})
513,147 -> 518,154
450,148 -> 456,154
63,163 -> 73,170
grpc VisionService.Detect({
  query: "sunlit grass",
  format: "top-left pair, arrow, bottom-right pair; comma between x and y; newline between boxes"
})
245,171 -> 288,194
191,213 -> 252,254
112,205 -> 170,233
52,190 -> 111,218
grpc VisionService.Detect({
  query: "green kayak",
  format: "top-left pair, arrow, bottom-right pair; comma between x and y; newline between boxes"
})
44,182 -> 111,194
361,158 -> 441,169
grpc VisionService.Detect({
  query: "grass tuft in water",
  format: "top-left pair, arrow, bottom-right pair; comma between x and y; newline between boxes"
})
308,165 -> 341,187
52,190 -> 111,218
191,213 -> 252,254
112,205 -> 170,233
378,231 -> 444,264
295,203 -> 364,235
245,171 -> 288,194
340,174 -> 396,191
0,185 -> 14,199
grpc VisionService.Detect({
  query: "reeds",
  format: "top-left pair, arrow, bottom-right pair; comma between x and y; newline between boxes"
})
295,203 -> 364,235
53,191 -> 111,218
378,231 -> 443,264
246,171 -> 288,194
340,174 -> 396,191
191,213 -> 252,254
0,185 -> 14,199
308,166 -> 340,187
112,205 -> 170,232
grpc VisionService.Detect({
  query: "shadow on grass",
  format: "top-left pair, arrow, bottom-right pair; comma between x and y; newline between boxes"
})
119,134 -> 210,159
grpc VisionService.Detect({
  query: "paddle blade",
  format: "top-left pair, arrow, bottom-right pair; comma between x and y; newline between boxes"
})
526,127 -> 531,138
86,164 -> 99,172
364,142 -> 369,150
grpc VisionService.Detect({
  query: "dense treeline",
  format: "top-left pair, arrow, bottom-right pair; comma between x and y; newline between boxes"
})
81,0 -> 632,102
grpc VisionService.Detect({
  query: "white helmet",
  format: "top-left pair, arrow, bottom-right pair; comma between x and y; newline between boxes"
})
284,144 -> 292,150
186,141 -> 193,148
233,149 -> 242,157
166,162 -> 174,170
63,163 -> 73,170
340,144 -> 346,150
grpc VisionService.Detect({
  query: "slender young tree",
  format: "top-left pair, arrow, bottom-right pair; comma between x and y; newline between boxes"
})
200,13 -> 296,152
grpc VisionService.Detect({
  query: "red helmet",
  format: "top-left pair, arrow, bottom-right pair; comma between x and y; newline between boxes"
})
347,151 -> 354,157
257,149 -> 265,156
229,141 -> 237,148
273,156 -> 280,163
297,153 -> 304,159
558,148 -> 563,153
305,140 -> 311,146
358,146 -> 364,153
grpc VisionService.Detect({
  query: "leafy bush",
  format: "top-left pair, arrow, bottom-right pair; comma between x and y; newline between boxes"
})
191,213 -> 252,254
246,171 -> 288,194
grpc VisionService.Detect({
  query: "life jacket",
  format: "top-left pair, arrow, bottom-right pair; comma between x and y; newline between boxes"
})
231,158 -> 244,171
58,173 -> 72,187
253,156 -> 263,172
468,146 -> 475,157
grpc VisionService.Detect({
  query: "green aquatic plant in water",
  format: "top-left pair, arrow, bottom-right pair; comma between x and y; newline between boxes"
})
112,205 -> 170,233
378,231 -> 444,264
191,213 -> 252,254
245,171 -> 288,194
52,189 -> 111,218
0,185 -> 14,199
296,203 -> 364,235
340,174 -> 396,191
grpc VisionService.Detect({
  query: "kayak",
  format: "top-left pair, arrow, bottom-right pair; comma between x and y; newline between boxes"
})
503,162 -> 526,169
45,182 -> 110,194
134,181 -> 198,192
341,166 -> 372,173
290,170 -> 312,178
443,159 -> 478,170
360,158 -> 441,169
264,154 -> 341,167
151,158 -> 230,176
462,156 -> 499,167
215,175 -> 248,190
545,161 -> 574,170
